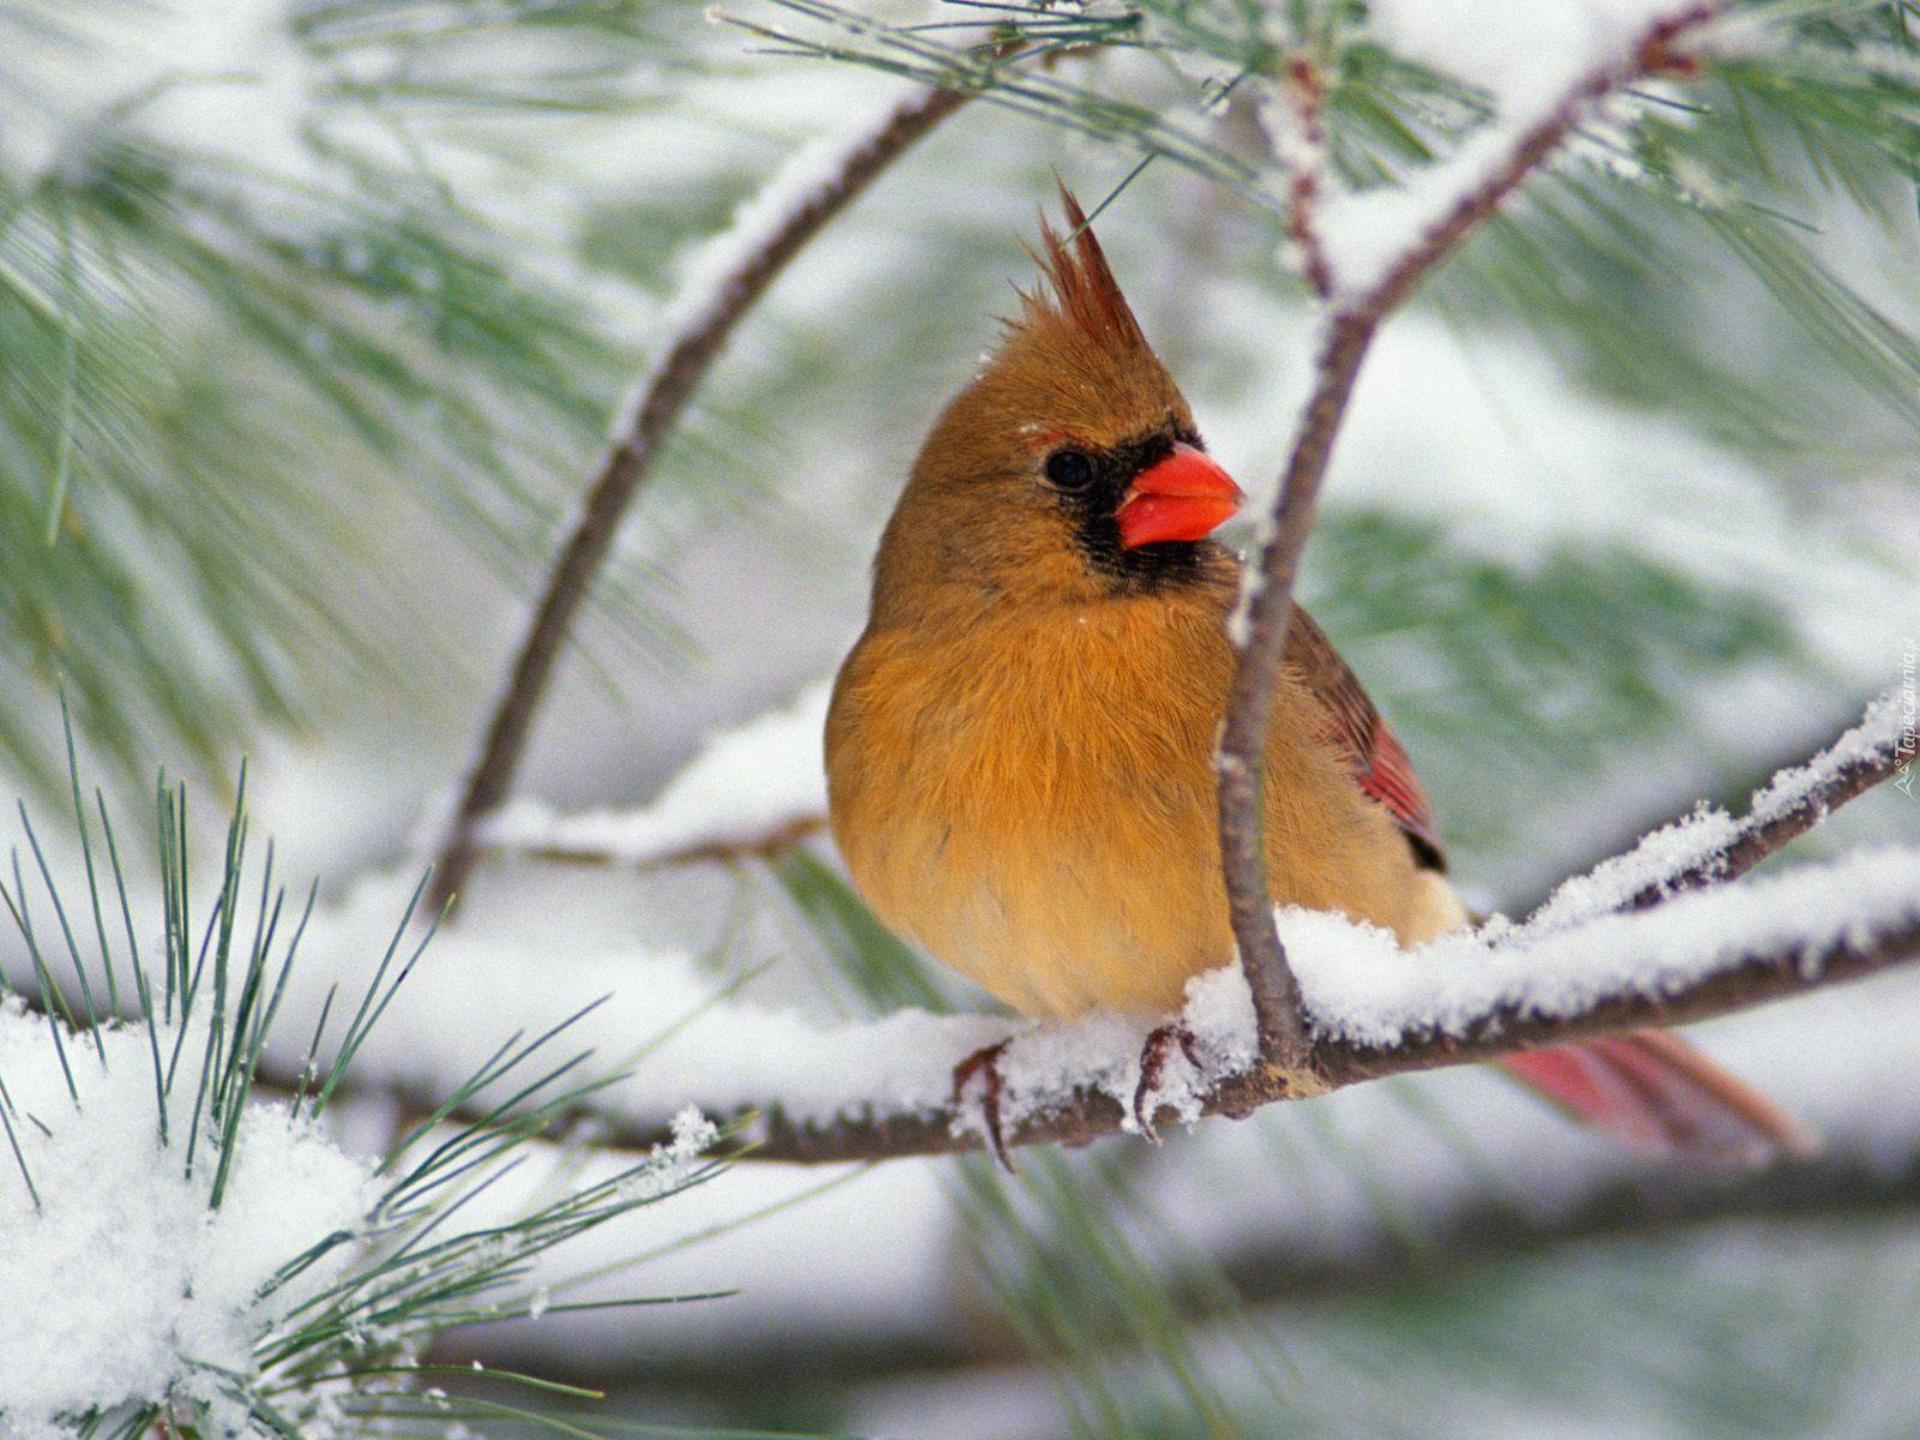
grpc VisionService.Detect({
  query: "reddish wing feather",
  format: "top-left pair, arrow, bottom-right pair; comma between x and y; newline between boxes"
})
1285,610 -> 1446,869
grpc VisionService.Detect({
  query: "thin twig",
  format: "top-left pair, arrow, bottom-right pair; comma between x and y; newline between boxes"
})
1280,54 -> 1333,300
1216,3 -> 1722,1074
429,81 -> 975,914
1625,701 -> 1915,908
481,814 -> 827,874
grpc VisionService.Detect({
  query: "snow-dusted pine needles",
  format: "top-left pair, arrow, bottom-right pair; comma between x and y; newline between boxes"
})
0,722 -> 723,1440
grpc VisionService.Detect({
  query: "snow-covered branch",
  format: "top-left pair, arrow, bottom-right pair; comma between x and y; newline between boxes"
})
326,687 -> 1912,1168
429,81 -> 974,912
693,847 -> 1920,1163
474,684 -> 830,872
1217,0 -> 1723,1070
292,842 -> 1917,1171
1620,688 -> 1916,909
297,706 -> 1908,1166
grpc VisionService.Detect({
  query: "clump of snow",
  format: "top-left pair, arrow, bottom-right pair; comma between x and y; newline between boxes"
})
262,865 -> 1254,1150
620,1105 -> 720,1203
265,870 -> 1013,1138
892,960 -> 1255,1144
0,1001 -> 374,1438
1290,847 -> 1920,1049
1522,801 -> 1738,930
261,828 -> 1917,1154
478,682 -> 830,864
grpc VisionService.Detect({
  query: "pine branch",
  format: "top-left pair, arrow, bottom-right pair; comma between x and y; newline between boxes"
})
1217,2 -> 1722,1072
9,694 -> 1908,1173
374,856 -> 1920,1171
395,696 -> 1905,1166
686,884 -> 1917,1164
428,79 -> 976,913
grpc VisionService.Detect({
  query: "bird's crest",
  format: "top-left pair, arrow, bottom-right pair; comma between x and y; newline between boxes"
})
1015,185 -> 1150,356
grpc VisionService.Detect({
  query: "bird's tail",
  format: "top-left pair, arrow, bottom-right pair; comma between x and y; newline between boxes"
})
1497,1029 -> 1820,1165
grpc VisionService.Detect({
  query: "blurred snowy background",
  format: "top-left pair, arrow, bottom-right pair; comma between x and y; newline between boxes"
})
1,0 -> 1918,1436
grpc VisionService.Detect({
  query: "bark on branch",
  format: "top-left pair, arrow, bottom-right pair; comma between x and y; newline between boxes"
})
1216,3 -> 1722,1072
429,81 -> 974,914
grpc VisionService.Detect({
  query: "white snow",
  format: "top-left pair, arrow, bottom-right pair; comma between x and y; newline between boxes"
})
477,682 -> 830,865
1290,846 -> 1920,1049
1319,0 -> 1714,298
261,869 -> 1012,1135
1748,685 -> 1915,824
0,1003 -> 374,1438
401,687 -> 1915,1140
460,961 -> 1920,1372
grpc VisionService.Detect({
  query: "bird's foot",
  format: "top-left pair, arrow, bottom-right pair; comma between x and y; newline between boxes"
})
953,1039 -> 1017,1174
1132,1021 -> 1205,1144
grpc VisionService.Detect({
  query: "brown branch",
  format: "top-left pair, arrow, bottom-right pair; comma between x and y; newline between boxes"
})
439,894 -> 1916,1165
428,82 -> 975,914
1215,3 -> 1722,1072
483,814 -> 826,873
1281,55 -> 1333,301
1624,697 -> 1914,909
11,694 -> 1906,1175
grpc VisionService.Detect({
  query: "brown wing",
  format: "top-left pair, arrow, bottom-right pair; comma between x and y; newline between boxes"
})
1285,609 -> 1446,870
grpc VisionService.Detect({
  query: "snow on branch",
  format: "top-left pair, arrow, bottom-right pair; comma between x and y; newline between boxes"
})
429,79 -> 974,912
236,689 -> 1910,1168
475,684 -> 830,871
1217,0 -> 1724,1067
1535,686 -> 1916,925
336,844 -> 1918,1168
2,695 -> 1905,1173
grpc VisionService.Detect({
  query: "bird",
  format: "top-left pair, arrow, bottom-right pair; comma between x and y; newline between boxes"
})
824,188 -> 1814,1168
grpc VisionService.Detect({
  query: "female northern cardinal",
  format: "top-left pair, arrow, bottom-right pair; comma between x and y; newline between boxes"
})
825,190 -> 1812,1165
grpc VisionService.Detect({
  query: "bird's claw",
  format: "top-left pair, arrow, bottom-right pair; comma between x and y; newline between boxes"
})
953,1039 -> 1017,1173
1132,1021 -> 1204,1144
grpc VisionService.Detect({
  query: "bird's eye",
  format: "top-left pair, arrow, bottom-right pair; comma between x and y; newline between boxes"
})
1044,449 -> 1096,492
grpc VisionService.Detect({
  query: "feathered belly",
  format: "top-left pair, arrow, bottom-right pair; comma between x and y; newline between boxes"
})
839,794 -> 1235,1019
827,642 -> 1236,1018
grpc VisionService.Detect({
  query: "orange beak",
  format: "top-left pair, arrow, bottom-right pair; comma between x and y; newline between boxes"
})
1114,443 -> 1244,549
